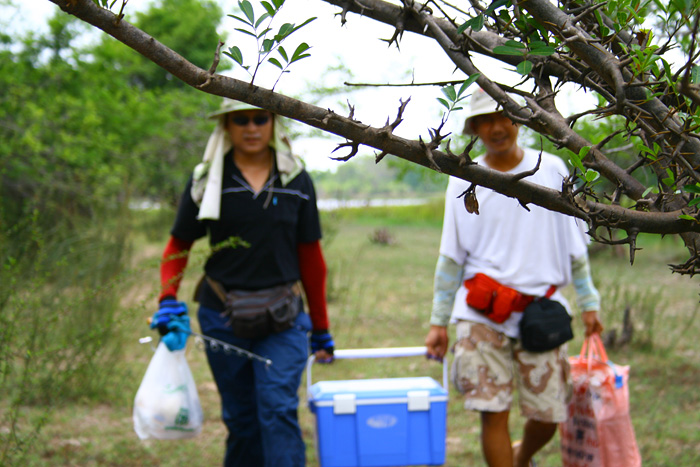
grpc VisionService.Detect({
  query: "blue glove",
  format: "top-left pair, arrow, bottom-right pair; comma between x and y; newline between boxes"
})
311,331 -> 335,363
151,298 -> 188,335
161,315 -> 191,351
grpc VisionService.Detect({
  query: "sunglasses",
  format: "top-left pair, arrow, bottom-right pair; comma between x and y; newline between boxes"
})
229,114 -> 271,126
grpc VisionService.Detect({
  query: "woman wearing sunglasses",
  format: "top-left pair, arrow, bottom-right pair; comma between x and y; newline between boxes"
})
151,98 -> 334,466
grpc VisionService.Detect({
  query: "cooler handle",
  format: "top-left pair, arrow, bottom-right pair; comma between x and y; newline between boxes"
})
306,346 -> 448,393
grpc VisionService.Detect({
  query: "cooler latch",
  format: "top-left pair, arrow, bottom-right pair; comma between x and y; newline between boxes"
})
407,390 -> 430,411
333,393 -> 357,414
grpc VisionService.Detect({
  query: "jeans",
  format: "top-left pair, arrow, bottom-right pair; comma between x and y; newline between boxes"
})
198,301 -> 311,467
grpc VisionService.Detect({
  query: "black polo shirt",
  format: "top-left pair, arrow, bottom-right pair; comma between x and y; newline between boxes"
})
171,151 -> 322,311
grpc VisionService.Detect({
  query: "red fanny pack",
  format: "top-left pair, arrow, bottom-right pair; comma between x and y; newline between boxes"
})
464,273 -> 536,324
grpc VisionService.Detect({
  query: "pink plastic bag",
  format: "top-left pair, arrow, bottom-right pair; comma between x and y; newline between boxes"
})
560,334 -> 641,467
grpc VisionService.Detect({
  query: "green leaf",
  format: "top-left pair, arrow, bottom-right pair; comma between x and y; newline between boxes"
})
640,143 -> 658,159
291,43 -> 311,61
468,73 -> 482,84
485,0 -> 510,15
275,23 -> 294,41
255,13 -> 270,28
679,214 -> 696,221
291,53 -> 311,63
493,46 -> 527,56
458,15 -> 484,34
272,0 -> 284,8
456,21 -> 470,35
239,0 -> 255,24
504,40 -> 527,48
662,177 -> 675,187
651,0 -> 668,13
268,57 -> 284,69
228,14 -> 252,25
225,46 -> 244,66
516,60 -> 533,75
527,46 -> 556,56
594,11 -> 608,38
291,17 -> 317,33
262,38 -> 275,52
585,169 -> 600,182
642,187 -> 655,197
278,46 -> 288,62
437,97 -> 450,110
457,81 -> 470,98
458,75 -> 479,97
691,65 -> 700,84
234,28 -> 257,38
689,198 -> 700,207
442,85 -> 457,101
530,40 -> 548,49
257,27 -> 273,39
261,1 -> 277,17
579,146 -> 591,159
660,59 -> 673,80
651,61 -> 661,78
683,184 -> 700,194
568,151 -> 585,172
472,15 -> 485,32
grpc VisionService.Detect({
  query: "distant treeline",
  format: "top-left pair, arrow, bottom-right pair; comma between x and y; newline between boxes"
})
309,155 -> 447,200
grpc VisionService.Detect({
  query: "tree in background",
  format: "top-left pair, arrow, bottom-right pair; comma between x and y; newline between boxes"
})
46,0 -> 700,277
1,0 -> 227,231
0,1 -> 228,462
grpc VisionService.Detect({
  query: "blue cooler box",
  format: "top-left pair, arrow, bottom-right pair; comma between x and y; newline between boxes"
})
307,347 -> 448,467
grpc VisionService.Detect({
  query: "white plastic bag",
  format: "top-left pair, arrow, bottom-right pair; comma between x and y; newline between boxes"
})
133,341 -> 203,440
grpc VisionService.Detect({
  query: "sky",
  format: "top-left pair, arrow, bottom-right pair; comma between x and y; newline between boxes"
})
11,0 -> 589,172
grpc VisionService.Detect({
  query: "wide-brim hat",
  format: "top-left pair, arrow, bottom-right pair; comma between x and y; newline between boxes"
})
463,88 -> 504,135
207,97 -> 291,152
208,97 -> 261,119
193,98 -> 303,221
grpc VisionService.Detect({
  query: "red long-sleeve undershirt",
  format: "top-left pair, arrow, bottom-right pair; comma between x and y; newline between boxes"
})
159,235 -> 330,332
297,240 -> 329,332
159,236 -> 194,302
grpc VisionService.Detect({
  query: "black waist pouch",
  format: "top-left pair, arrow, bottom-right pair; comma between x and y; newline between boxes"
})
519,297 -> 573,352
207,278 -> 300,339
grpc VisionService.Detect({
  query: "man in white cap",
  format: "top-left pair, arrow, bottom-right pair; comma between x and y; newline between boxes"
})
425,89 -> 603,467
150,98 -> 334,466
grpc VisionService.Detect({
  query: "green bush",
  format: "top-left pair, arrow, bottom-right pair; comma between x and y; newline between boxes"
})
0,210 -> 136,465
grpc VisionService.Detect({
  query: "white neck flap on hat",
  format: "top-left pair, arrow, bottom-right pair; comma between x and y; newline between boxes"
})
191,113 -> 303,221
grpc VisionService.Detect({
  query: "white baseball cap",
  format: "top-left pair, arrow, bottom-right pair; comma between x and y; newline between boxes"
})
462,88 -> 504,135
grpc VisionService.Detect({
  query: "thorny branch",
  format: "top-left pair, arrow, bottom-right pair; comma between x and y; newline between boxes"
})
50,0 -> 700,275
197,40 -> 224,89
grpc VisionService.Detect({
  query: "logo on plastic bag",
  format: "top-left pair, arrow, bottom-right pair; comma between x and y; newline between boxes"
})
174,407 -> 190,426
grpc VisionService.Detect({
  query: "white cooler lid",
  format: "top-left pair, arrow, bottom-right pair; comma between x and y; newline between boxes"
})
309,376 -> 447,403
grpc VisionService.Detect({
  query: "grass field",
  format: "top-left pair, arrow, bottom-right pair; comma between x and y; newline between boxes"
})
3,202 -> 700,466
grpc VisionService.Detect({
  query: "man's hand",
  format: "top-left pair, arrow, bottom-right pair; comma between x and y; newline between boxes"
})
425,325 -> 449,361
582,310 -> 604,337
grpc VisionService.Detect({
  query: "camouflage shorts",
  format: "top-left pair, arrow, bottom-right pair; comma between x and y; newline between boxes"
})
451,320 -> 572,423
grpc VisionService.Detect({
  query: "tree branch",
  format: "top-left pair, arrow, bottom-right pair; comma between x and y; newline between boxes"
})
47,0 -> 700,240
